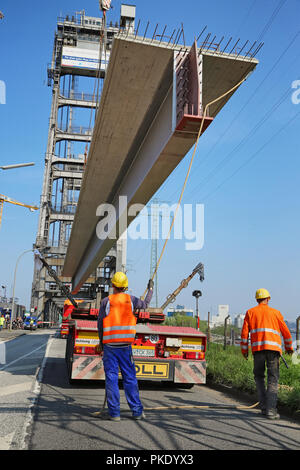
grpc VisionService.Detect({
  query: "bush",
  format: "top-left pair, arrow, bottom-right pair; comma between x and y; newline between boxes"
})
163,314 -> 201,329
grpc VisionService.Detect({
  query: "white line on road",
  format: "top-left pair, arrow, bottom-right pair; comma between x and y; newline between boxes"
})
18,337 -> 53,450
0,342 -> 49,372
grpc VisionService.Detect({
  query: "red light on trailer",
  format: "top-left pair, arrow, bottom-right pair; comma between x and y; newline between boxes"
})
184,351 -> 205,360
74,345 -> 97,355
84,347 -> 97,355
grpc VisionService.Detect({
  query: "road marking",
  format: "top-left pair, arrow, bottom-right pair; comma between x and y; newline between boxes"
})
19,337 -> 53,450
0,342 -> 48,371
0,382 -> 32,397
0,432 -> 15,451
1,364 -> 37,373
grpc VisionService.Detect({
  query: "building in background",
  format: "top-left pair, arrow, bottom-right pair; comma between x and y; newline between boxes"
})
211,304 -> 231,327
0,298 -> 25,320
234,313 -> 246,329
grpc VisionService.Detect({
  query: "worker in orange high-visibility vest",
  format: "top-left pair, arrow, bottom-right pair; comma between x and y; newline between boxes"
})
241,288 -> 293,420
97,272 -> 153,421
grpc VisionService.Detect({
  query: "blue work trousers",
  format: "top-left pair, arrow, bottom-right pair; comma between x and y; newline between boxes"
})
102,344 -> 143,418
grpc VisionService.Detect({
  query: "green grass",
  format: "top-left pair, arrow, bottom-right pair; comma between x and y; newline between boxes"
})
163,315 -> 300,413
206,343 -> 300,412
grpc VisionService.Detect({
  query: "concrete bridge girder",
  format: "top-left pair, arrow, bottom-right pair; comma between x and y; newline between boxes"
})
62,36 -> 258,293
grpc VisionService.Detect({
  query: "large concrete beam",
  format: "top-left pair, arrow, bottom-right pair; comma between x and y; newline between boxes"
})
63,35 -> 258,293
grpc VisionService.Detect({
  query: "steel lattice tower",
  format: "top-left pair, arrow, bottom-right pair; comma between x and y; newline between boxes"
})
31,7 -> 135,322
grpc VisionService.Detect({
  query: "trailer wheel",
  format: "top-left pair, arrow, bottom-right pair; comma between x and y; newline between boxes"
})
177,383 -> 194,389
65,331 -> 75,384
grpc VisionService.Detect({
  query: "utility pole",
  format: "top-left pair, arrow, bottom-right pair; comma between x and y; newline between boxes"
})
148,198 -> 169,307
192,290 -> 202,331
0,163 -> 35,170
10,249 -> 33,330
207,311 -> 211,349
150,199 -> 159,307
223,315 -> 230,350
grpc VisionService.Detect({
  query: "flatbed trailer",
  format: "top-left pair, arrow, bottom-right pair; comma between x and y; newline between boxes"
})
38,252 -> 207,386
65,315 -> 206,385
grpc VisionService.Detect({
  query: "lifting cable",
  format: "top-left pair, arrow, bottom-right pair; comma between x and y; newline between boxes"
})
93,77 -> 261,417
84,6 -> 108,167
95,78 -> 261,418
98,44 -> 258,417
92,398 -> 259,416
141,73 -> 252,300
143,402 -> 259,411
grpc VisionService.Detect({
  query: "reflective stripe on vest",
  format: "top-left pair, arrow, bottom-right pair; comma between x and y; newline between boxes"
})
240,338 -> 248,351
102,293 -> 136,344
252,341 -> 281,348
250,327 -> 282,351
250,328 -> 280,336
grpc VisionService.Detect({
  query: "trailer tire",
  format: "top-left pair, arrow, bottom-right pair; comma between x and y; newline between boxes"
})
65,331 -> 75,384
177,383 -> 194,389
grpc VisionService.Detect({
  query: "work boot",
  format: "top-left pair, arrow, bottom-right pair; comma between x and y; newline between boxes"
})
132,412 -> 146,420
266,409 -> 280,420
93,410 -> 121,421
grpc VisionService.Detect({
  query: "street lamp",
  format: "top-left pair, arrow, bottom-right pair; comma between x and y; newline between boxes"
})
192,290 -> 202,331
10,249 -> 33,330
0,162 -> 35,170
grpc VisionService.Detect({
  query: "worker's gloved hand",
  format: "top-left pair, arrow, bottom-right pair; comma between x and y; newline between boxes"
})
286,349 -> 293,355
147,279 -> 154,290
242,352 -> 248,360
97,343 -> 103,357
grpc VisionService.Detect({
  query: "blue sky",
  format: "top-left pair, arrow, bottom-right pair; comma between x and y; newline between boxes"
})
0,0 -> 299,321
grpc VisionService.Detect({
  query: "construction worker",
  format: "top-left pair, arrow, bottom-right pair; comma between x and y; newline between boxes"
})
97,272 -> 153,421
241,288 -> 293,420
29,318 -> 35,331
0,315 -> 4,331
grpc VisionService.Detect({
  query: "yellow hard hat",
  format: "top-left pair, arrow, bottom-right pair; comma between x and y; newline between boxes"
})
111,271 -> 128,289
255,288 -> 271,300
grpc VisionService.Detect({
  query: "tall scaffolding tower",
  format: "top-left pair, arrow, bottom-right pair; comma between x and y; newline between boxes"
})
31,6 -> 135,322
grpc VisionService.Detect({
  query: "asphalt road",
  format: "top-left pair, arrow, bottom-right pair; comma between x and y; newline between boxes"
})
1,330 -> 300,451
0,329 -> 52,450
25,333 -> 300,451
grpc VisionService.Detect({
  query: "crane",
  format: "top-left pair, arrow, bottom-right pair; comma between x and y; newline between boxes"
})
0,194 -> 39,229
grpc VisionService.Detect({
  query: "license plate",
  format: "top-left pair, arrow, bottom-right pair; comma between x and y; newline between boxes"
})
132,348 -> 155,357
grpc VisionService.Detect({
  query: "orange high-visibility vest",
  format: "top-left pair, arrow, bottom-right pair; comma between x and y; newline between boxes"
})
241,304 -> 293,355
102,293 -> 136,344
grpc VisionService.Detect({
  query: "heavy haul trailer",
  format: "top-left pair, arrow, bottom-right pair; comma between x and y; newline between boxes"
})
66,311 -> 206,385
65,263 -> 206,385
37,253 -> 207,385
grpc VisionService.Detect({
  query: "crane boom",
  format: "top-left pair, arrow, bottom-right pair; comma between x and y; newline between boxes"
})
160,263 -> 204,311
0,194 -> 39,229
